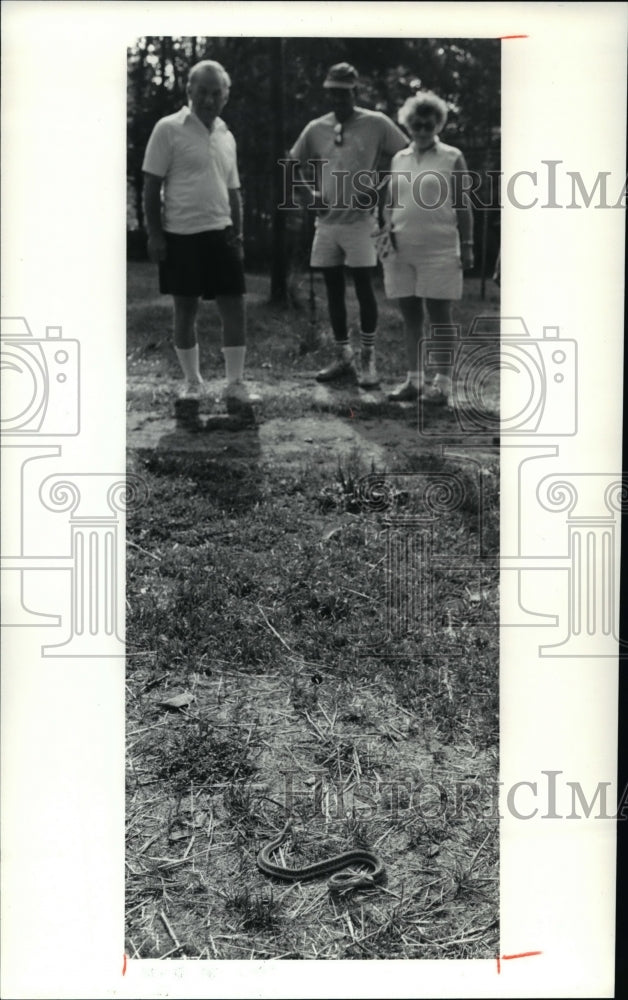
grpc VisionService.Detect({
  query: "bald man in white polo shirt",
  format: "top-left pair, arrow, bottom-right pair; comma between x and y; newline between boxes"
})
143,60 -> 256,410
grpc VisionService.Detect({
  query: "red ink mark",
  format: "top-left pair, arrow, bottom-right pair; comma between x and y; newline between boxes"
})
503,951 -> 542,961
500,34 -> 528,39
497,950 -> 542,972
349,408 -> 355,419
122,953 -> 127,976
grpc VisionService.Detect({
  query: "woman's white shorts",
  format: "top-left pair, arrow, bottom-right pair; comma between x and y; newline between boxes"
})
383,243 -> 463,300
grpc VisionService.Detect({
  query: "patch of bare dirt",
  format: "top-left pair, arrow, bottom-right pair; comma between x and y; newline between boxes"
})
127,374 -> 498,469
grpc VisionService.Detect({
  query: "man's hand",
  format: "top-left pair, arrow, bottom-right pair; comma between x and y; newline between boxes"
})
310,189 -> 326,211
225,226 -> 244,261
372,225 -> 397,262
147,231 -> 167,263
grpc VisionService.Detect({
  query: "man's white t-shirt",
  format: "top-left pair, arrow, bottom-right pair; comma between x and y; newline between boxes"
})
142,106 -> 239,234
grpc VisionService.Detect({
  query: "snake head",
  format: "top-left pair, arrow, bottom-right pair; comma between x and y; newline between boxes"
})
328,871 -> 377,893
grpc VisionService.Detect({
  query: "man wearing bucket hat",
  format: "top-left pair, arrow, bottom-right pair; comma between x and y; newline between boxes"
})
288,62 -> 408,387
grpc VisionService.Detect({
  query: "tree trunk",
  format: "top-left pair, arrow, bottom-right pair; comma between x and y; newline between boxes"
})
135,170 -> 145,230
171,39 -> 179,96
160,37 -> 168,106
269,38 -> 287,303
132,38 -> 148,229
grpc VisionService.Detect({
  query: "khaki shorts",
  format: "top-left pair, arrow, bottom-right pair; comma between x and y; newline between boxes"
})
383,244 -> 463,300
310,218 -> 378,269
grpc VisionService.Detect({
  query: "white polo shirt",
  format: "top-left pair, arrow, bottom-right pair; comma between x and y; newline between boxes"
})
142,106 -> 240,234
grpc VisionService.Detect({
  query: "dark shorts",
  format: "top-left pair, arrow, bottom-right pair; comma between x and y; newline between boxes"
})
159,229 -> 246,300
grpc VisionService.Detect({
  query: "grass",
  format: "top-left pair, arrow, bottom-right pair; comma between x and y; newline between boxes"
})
126,261 -> 500,960
127,259 -> 500,382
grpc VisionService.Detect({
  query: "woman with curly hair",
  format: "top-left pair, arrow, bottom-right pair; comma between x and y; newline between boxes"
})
381,92 -> 475,404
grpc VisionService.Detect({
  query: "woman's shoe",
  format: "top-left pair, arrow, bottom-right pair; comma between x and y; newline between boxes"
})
422,378 -> 453,408
387,378 -> 420,402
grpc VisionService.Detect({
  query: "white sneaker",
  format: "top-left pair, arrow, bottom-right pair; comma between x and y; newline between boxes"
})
222,379 -> 261,415
179,379 -> 206,400
358,350 -> 380,389
421,377 -> 453,408
316,346 -> 356,383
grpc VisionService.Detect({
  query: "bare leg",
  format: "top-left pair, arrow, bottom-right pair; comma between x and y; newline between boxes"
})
215,294 -> 246,348
387,295 -> 426,400
425,298 -> 455,381
173,295 -> 200,349
397,296 -> 425,375
172,295 -> 203,389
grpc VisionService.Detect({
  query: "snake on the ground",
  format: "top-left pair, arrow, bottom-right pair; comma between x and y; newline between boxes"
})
256,821 -> 385,891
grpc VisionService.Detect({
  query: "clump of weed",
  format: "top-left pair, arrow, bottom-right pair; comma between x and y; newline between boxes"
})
316,453 -> 384,513
223,782 -> 262,841
152,721 -> 255,792
223,886 -> 280,932
312,738 -> 379,781
343,814 -> 371,849
223,782 -> 254,821
338,690 -> 378,726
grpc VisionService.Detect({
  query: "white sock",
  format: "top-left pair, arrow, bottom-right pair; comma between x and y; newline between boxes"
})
336,340 -> 353,358
175,345 -> 202,383
360,330 -> 376,352
407,370 -> 423,387
222,345 -> 245,384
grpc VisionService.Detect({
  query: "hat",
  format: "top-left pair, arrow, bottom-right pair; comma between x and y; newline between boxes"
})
323,62 -> 359,89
